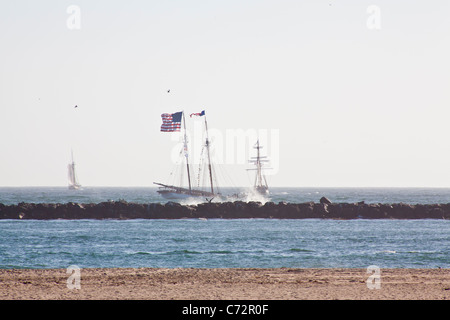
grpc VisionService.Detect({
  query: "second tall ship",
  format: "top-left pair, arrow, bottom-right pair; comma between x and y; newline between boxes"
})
247,139 -> 269,195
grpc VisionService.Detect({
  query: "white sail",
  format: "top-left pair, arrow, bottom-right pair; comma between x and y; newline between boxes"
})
68,151 -> 81,190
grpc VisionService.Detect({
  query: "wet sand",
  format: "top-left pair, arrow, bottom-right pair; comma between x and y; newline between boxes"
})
0,268 -> 448,300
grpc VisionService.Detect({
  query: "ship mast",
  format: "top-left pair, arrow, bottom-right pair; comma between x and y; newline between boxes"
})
203,113 -> 214,194
182,111 -> 192,192
247,139 -> 269,191
255,140 -> 263,188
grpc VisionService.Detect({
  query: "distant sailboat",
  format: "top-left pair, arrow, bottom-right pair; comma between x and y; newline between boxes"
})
247,140 -> 269,195
68,150 -> 81,190
154,110 -> 219,200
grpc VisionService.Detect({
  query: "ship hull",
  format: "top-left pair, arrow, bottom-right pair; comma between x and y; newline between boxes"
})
255,186 -> 269,195
155,183 -> 216,200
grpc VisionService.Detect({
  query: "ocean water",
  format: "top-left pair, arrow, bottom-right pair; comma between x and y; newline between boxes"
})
0,187 -> 449,269
0,219 -> 448,269
1,186 -> 450,205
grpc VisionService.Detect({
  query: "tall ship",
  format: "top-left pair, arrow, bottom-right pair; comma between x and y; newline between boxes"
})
154,110 -> 220,200
68,150 -> 81,190
247,140 -> 269,195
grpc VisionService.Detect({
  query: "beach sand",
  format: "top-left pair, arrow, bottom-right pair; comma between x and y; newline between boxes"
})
0,268 -> 448,300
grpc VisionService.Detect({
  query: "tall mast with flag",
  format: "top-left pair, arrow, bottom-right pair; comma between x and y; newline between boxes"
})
190,110 -> 214,194
154,110 -> 217,200
181,111 -> 192,192
158,111 -> 191,192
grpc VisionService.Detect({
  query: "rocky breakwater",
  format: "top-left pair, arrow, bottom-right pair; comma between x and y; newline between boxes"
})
0,198 -> 449,220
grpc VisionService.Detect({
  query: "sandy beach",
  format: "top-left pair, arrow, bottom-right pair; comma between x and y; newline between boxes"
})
0,268 -> 448,300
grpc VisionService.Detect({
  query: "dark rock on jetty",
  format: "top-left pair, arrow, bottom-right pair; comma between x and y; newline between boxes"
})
0,200 -> 449,220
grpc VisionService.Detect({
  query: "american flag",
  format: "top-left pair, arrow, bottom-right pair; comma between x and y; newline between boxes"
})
190,110 -> 205,117
160,112 -> 182,132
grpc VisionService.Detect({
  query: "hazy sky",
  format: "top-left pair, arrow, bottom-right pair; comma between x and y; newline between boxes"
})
1,0 -> 449,187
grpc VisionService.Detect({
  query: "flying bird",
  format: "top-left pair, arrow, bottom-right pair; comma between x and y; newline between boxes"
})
74,105 -> 78,108
167,89 -> 170,93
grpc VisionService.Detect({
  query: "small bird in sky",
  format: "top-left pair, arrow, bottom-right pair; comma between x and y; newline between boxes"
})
74,105 -> 78,108
167,89 -> 170,93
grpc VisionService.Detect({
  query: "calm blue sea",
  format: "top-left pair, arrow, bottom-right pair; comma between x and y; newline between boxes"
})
0,187 -> 449,269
